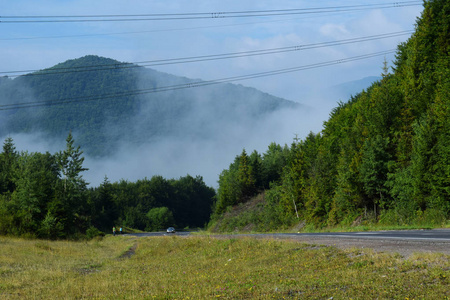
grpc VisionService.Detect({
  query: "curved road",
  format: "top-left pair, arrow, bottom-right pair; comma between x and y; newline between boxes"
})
131,229 -> 450,241
129,229 -> 450,256
275,229 -> 450,241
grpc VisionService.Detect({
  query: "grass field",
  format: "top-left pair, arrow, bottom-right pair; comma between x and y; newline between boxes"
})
0,235 -> 449,299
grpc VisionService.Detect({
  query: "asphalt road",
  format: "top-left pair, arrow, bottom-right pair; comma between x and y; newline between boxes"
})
129,229 -> 450,241
128,229 -> 450,256
129,231 -> 191,237
274,229 -> 450,241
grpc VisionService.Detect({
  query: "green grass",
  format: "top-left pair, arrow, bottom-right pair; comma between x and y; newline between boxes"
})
0,235 -> 449,299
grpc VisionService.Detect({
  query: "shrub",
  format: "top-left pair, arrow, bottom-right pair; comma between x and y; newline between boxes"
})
86,226 -> 104,239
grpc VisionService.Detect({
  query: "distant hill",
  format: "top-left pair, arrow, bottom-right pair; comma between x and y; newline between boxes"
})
0,55 -> 300,156
330,76 -> 381,99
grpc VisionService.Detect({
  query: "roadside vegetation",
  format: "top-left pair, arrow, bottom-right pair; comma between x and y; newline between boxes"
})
1,235 -> 449,299
211,0 -> 450,232
208,192 -> 449,233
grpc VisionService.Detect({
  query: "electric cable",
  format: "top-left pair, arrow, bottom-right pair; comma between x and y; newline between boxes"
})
0,31 -> 413,77
0,50 -> 396,111
0,2 -> 421,23
0,13 -> 368,41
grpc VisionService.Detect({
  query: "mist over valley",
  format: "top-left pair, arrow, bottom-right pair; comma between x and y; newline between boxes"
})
0,55 -> 377,188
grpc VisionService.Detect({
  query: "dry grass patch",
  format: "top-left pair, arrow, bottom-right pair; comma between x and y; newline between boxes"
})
0,235 -> 449,299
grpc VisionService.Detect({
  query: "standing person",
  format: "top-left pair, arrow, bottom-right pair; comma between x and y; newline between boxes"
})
120,227 -> 123,234
113,226 -> 116,236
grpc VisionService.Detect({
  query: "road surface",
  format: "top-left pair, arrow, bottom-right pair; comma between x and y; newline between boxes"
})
129,229 -> 450,257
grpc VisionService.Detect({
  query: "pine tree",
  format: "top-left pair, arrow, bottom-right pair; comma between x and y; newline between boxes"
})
237,149 -> 256,200
53,132 -> 89,235
0,137 -> 17,194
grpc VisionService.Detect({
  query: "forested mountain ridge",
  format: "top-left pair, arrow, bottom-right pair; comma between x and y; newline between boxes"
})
210,0 -> 450,231
0,55 -> 299,156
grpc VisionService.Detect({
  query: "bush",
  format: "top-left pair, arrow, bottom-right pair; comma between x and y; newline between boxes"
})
378,210 -> 406,226
416,209 -> 447,226
86,226 -> 104,239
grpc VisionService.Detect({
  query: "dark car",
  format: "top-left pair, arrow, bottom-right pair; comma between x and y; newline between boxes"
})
166,227 -> 176,233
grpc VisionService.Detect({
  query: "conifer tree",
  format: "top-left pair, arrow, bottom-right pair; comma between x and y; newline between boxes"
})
0,137 -> 17,194
53,132 -> 89,234
237,149 -> 256,200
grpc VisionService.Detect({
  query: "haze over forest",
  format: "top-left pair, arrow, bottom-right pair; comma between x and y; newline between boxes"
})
0,55 -> 378,188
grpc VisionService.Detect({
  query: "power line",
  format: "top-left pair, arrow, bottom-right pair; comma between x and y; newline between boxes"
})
0,2 -> 422,23
0,50 -> 395,111
0,13 -> 359,41
1,31 -> 413,77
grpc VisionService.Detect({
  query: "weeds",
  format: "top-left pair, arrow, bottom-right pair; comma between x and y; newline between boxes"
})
0,235 -> 449,299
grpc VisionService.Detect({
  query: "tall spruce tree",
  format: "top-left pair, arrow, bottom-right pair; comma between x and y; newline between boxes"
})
0,137 -> 17,195
237,149 -> 256,200
53,133 -> 89,235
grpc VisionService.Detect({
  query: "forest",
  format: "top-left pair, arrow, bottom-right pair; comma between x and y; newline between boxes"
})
210,0 -> 450,231
0,133 -> 215,238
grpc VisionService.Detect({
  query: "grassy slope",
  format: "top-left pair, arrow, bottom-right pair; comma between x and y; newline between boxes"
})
1,235 -> 449,299
209,192 -> 450,233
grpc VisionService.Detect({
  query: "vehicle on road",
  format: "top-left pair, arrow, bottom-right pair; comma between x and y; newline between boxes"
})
166,227 -> 176,233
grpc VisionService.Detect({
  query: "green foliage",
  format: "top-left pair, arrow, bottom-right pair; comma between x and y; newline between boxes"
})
359,135 -> 392,212
212,0 -> 450,231
146,207 -> 175,231
39,212 -> 64,239
170,175 -> 215,228
54,133 -> 90,235
0,135 -> 215,238
85,226 -> 104,239
0,137 -> 17,194
237,149 -> 256,200
213,144 -> 290,219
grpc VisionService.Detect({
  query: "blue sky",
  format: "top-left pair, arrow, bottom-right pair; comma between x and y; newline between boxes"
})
1,0 -> 423,102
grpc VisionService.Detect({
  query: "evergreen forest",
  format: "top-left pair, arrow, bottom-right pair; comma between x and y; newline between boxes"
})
210,0 -> 450,231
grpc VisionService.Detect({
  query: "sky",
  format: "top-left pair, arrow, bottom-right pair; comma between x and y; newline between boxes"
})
0,1 -> 424,187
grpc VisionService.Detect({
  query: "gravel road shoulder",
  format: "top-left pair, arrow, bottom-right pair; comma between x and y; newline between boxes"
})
272,235 -> 450,258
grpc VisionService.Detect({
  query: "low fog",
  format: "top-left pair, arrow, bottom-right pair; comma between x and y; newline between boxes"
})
1,68 -> 373,189
83,103 -> 321,188
3,92 -> 338,189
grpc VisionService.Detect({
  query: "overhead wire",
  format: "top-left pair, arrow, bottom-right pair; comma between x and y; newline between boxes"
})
0,30 -> 413,77
0,1 -> 422,23
0,2 -> 422,110
0,13 -> 363,41
0,50 -> 396,111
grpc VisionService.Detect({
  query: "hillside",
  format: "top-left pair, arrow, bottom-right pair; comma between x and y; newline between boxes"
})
0,56 -> 299,157
210,0 -> 450,231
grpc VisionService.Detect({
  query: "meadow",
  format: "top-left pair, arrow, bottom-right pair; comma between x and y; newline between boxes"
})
0,235 -> 449,299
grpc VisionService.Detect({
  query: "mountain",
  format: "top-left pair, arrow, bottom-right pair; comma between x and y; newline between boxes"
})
329,76 -> 381,99
0,55 -> 300,157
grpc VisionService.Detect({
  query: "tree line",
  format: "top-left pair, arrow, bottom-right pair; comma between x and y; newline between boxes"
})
211,0 -> 450,231
0,133 -> 215,239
